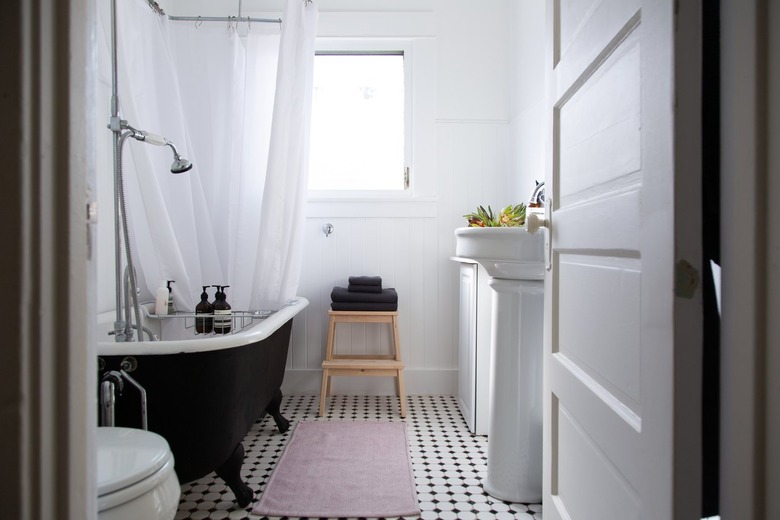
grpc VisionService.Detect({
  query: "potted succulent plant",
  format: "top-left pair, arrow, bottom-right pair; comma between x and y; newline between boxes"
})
463,203 -> 527,227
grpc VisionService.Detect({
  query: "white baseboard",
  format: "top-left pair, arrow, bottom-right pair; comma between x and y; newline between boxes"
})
281,368 -> 457,396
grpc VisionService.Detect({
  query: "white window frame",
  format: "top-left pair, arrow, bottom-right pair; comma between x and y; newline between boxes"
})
307,39 -> 413,199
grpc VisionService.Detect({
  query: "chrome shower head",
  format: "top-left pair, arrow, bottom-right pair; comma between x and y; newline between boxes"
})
166,142 -> 193,174
127,126 -> 193,174
170,155 -> 192,174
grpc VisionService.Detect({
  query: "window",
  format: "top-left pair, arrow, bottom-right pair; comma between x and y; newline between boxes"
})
308,49 -> 410,193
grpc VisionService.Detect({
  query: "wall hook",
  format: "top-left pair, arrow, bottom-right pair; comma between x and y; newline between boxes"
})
322,223 -> 334,237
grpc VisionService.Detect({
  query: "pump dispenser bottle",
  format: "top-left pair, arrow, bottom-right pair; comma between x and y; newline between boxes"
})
166,280 -> 176,314
213,285 -> 232,334
195,286 -> 214,334
211,285 -> 221,308
155,281 -> 168,315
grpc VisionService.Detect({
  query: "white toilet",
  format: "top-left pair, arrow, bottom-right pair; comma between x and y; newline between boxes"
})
97,427 -> 181,520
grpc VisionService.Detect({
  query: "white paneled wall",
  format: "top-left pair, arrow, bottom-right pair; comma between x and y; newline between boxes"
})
286,213 -> 446,394
508,0 -> 547,199
285,121 -> 514,395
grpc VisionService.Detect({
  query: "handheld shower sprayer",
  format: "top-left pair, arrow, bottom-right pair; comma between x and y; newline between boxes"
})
125,124 -> 193,174
130,129 -> 167,146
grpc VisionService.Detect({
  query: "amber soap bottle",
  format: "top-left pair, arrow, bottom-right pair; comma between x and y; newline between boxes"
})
195,285 -> 214,334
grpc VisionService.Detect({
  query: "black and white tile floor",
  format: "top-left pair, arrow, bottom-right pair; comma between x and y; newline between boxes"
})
175,395 -> 543,520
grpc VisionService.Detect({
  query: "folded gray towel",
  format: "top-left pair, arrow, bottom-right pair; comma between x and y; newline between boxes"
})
348,275 -> 382,286
331,301 -> 398,312
331,286 -> 398,303
347,283 -> 382,293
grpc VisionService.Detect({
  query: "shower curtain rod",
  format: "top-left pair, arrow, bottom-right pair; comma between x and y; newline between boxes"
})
168,15 -> 281,24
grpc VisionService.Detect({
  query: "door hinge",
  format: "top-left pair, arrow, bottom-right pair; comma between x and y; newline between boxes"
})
404,167 -> 410,190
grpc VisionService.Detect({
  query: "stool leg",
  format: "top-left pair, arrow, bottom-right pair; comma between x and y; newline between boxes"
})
319,368 -> 329,417
320,313 -> 337,417
391,315 -> 401,361
397,369 -> 407,418
325,315 -> 337,360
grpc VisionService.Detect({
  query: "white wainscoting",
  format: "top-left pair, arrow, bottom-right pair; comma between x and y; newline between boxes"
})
284,211 -> 454,395
283,121 -> 515,396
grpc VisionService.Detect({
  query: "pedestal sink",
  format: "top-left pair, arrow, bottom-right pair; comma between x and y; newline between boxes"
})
454,226 -> 544,503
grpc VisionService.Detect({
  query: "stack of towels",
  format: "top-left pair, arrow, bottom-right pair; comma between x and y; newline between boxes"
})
330,276 -> 398,311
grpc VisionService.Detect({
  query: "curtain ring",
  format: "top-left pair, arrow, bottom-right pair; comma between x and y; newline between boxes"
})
195,16 -> 202,28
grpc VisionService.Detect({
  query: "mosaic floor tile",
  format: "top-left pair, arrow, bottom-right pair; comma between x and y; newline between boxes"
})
175,395 -> 543,520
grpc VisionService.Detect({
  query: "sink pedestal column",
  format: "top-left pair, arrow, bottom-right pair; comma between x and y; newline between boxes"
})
483,278 -> 544,503
453,226 -> 545,502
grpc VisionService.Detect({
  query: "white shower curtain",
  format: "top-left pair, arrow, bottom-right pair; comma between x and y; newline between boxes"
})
250,0 -> 318,310
100,0 -> 318,311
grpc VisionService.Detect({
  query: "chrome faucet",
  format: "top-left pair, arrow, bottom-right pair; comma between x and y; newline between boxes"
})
529,181 -> 545,207
99,359 -> 148,430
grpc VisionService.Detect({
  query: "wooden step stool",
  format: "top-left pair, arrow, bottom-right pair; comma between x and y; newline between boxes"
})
319,310 -> 406,417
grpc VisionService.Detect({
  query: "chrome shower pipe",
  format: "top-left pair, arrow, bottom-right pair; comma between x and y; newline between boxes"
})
112,122 -> 191,341
116,130 -> 145,341
108,0 -> 155,341
109,0 -> 190,340
110,0 -> 127,340
123,265 -> 137,342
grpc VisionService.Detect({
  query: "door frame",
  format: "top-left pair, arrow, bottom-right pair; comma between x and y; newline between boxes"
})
673,0 -> 705,513
1,0 -> 95,517
720,0 -> 779,517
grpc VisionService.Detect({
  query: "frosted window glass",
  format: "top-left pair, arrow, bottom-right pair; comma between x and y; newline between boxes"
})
308,54 -> 405,191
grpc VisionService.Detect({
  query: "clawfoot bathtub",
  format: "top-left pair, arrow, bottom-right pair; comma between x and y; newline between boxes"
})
97,298 -> 308,507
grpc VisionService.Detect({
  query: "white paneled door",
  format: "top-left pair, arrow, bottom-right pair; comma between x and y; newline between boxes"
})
543,0 -> 701,519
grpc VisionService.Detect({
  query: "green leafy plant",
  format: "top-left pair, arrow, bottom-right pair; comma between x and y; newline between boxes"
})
464,203 -> 527,227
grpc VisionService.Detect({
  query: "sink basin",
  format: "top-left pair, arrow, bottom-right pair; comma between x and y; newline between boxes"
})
454,227 -> 544,280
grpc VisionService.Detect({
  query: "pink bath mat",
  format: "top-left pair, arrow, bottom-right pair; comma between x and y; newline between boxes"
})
252,421 -> 420,518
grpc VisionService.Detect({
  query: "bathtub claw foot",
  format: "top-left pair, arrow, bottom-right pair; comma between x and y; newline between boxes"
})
215,442 -> 253,507
272,413 -> 290,433
266,388 -> 290,433
233,484 -> 254,508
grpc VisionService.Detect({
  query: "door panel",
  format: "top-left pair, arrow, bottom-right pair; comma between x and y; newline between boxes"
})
557,255 -> 641,408
555,189 -> 641,250
555,0 -> 640,88
558,29 -> 641,199
555,400 -> 640,520
544,0 -> 697,518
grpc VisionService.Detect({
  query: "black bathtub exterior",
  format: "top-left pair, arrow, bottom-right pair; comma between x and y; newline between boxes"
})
99,318 -> 293,506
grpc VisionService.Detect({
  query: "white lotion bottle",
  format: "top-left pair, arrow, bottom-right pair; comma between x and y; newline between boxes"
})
155,281 -> 168,315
